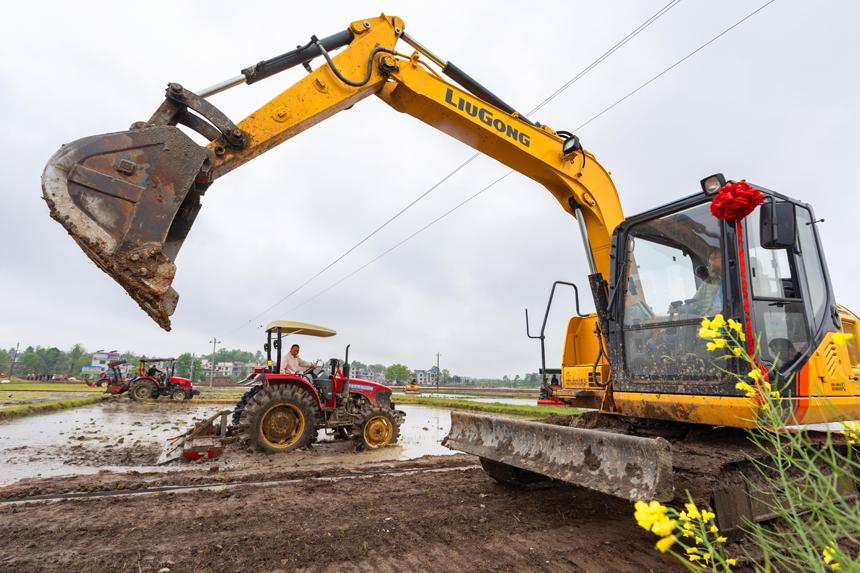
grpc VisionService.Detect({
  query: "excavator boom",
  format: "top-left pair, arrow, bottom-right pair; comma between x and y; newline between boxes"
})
41,14 -> 622,329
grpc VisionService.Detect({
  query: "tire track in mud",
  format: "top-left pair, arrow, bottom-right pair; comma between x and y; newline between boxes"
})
0,456 -> 684,573
0,465 -> 479,504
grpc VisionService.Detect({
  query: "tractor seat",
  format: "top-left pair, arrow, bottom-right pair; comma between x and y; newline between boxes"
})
313,371 -> 334,401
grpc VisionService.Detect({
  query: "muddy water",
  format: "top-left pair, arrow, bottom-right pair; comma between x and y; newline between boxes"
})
0,401 -> 454,484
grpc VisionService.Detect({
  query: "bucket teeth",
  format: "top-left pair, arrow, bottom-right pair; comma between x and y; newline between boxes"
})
41,126 -> 213,330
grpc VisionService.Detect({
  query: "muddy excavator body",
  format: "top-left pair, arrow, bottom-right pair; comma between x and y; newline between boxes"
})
43,14 -> 860,529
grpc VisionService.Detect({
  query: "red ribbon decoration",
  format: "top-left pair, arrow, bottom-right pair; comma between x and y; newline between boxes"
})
710,180 -> 765,222
710,181 -> 770,393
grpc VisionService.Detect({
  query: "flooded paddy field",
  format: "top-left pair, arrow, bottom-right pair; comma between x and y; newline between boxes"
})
0,400 -> 456,484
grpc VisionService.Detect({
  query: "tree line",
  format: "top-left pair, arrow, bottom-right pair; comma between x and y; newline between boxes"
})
0,345 -> 543,388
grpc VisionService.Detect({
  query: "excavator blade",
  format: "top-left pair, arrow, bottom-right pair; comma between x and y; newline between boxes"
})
444,412 -> 674,501
41,126 -> 213,330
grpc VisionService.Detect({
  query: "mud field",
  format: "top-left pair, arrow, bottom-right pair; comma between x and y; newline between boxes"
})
0,402 -> 689,572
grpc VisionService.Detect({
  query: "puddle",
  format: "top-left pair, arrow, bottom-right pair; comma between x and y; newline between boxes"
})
0,401 -> 455,484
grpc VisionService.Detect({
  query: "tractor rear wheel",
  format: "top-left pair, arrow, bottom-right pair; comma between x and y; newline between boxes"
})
130,380 -> 157,401
355,408 -> 400,450
246,385 -> 318,454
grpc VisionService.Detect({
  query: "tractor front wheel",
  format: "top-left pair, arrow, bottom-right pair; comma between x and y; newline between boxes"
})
170,388 -> 188,401
248,385 -> 318,454
130,380 -> 157,401
355,408 -> 400,450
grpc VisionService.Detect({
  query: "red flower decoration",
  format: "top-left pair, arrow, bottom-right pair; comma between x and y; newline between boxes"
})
710,180 -> 765,222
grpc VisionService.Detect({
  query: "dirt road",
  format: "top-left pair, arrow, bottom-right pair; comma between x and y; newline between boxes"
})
0,454 -> 683,573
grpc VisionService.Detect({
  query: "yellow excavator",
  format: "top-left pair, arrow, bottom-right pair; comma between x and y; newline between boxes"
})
42,14 -> 860,530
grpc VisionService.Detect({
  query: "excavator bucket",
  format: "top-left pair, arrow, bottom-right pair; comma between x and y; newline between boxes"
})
41,126 -> 213,330
444,412 -> 674,501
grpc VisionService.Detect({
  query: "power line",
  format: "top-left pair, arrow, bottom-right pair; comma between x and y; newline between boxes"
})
228,0 -> 682,334
275,0 -> 778,315
285,172 -> 513,313
573,0 -> 777,133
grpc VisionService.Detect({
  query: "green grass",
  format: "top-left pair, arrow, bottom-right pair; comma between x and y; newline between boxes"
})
0,382 -> 102,393
393,394 -> 580,417
0,394 -> 110,420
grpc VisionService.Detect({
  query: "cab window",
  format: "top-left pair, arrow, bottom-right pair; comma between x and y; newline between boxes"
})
622,202 -> 724,381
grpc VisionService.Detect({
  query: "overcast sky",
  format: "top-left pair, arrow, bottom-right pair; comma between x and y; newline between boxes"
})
1,0 -> 858,378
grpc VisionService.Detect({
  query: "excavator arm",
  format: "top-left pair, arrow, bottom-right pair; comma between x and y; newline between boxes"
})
42,13 -> 622,330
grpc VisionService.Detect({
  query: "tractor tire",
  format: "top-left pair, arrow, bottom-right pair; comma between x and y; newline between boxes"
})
244,385 -> 318,454
479,457 -> 548,487
170,388 -> 188,401
230,386 -> 263,428
129,380 -> 157,401
354,408 -> 400,450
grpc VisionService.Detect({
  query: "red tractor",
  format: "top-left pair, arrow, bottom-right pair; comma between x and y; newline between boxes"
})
128,358 -> 199,401
230,320 -> 405,452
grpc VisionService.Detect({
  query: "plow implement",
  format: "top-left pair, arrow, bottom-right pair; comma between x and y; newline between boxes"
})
157,409 -> 234,464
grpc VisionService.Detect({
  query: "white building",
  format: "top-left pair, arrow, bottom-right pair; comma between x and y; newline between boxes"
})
91,350 -> 121,369
413,369 -> 438,385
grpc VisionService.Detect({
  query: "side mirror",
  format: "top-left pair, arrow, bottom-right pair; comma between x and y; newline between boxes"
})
760,200 -> 796,249
263,343 -> 270,353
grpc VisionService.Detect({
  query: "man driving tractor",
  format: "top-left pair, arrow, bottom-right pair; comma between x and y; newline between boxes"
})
281,344 -> 314,375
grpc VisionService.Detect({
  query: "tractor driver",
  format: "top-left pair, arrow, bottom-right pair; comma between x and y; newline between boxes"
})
282,344 -> 315,375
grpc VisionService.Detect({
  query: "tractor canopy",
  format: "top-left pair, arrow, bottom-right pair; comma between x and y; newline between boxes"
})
264,320 -> 336,337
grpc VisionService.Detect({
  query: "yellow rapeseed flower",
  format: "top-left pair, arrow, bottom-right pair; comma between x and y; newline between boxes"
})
701,509 -> 715,522
748,368 -> 764,381
843,421 -> 860,445
727,318 -> 742,333
833,332 -> 854,346
717,536 -> 728,543
655,534 -> 677,553
684,502 -> 700,520
706,339 -> 728,352
651,518 -> 676,537
709,524 -> 718,533
736,381 -> 755,397
711,314 -> 726,329
698,327 -> 720,340
634,500 -> 669,531
727,558 -> 737,566
732,347 -> 743,357
823,546 -> 838,567
770,391 -> 780,399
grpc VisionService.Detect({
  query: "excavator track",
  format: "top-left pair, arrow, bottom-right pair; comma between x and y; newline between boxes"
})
447,411 -> 858,533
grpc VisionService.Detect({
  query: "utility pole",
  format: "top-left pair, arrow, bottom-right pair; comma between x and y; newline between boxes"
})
190,352 -> 195,383
209,338 -> 220,388
8,342 -> 20,378
436,352 -> 441,390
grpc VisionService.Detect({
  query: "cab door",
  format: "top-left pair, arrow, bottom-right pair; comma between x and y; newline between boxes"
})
612,197 -> 740,395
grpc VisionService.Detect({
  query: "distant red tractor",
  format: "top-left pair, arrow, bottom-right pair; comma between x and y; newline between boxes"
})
97,358 -> 198,400
126,357 -> 199,401
230,320 -> 405,452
